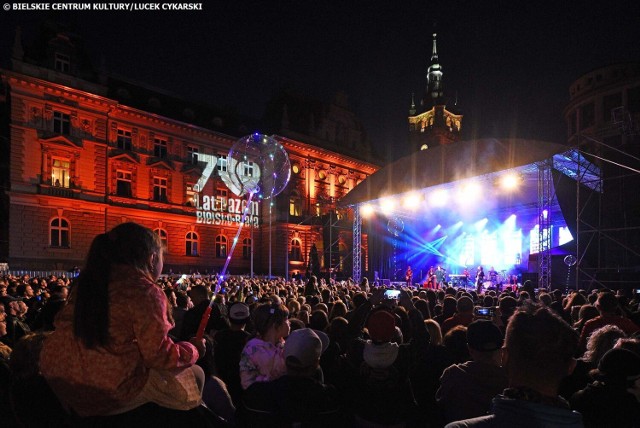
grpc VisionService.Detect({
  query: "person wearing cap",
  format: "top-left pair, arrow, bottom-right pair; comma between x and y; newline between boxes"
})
570,347 -> 640,427
346,289 -> 430,427
446,305 -> 583,428
436,319 -> 508,424
242,328 -> 340,425
214,302 -> 251,405
578,291 -> 639,352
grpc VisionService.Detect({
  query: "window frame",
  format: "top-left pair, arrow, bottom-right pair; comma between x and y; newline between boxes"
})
53,111 -> 71,135
50,217 -> 70,248
215,235 -> 228,259
186,231 -> 199,256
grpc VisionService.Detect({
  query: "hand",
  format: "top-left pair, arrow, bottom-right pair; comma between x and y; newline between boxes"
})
189,337 -> 206,359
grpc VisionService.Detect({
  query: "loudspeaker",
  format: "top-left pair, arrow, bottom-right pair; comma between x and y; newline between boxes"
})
521,272 -> 538,284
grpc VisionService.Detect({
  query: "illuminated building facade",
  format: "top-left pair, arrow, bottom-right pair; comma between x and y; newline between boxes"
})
0,25 -> 379,277
408,33 -> 463,153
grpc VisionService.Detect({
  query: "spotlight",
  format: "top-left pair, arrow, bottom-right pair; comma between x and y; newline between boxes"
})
403,192 -> 421,210
475,218 -> 488,231
429,189 -> 449,207
380,198 -> 395,216
457,181 -> 482,202
361,204 -> 374,217
498,172 -> 522,191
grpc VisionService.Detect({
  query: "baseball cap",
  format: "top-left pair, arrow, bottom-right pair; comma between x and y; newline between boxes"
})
228,302 -> 250,323
595,348 -> 640,382
284,328 -> 329,369
467,319 -> 503,352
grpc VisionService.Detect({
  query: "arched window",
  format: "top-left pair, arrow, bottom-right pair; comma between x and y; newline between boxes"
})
186,231 -> 199,256
154,228 -> 168,249
290,239 -> 302,261
50,217 -> 70,247
289,192 -> 302,216
242,238 -> 251,260
215,235 -> 227,259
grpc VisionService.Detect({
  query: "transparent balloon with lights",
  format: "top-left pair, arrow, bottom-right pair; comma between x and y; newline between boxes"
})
387,217 -> 404,237
222,133 -> 291,200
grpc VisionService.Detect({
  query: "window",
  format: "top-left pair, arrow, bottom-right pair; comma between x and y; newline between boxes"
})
51,158 -> 70,187
602,93 -> 622,122
154,138 -> 167,158
243,161 -> 255,177
117,129 -> 132,151
54,53 -> 70,73
289,193 -> 302,216
242,238 -> 251,260
50,217 -> 70,247
186,231 -> 199,256
215,235 -> 227,258
187,146 -> 199,164
290,239 -> 302,261
580,103 -> 595,130
217,155 -> 227,173
186,183 -> 196,206
154,228 -> 168,249
153,177 -> 168,202
53,111 -> 71,135
116,170 -> 132,197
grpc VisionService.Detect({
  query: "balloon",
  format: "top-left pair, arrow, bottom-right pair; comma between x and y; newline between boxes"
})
221,133 -> 291,199
387,217 -> 404,237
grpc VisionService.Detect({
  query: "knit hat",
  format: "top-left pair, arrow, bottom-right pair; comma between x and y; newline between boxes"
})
366,310 -> 396,343
284,328 -> 329,369
467,319 -> 504,352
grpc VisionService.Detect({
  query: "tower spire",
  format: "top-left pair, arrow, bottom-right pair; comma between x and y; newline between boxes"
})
409,92 -> 416,115
431,32 -> 438,63
426,32 -> 443,105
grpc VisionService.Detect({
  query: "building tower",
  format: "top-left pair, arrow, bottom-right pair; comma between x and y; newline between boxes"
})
408,33 -> 463,153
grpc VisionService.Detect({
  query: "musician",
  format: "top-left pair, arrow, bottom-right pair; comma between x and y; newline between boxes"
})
462,268 -> 470,287
427,266 -> 436,289
475,266 -> 485,294
435,266 -> 446,289
405,265 -> 413,287
488,266 -> 498,285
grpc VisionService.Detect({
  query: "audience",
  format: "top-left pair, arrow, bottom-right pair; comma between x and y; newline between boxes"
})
446,304 -> 584,428
436,320 -> 508,424
2,247 -> 640,427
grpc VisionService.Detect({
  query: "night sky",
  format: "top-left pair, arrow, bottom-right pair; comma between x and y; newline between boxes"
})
2,0 -> 639,160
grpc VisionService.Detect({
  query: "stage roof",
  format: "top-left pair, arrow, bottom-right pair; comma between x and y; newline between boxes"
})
339,138 -> 572,207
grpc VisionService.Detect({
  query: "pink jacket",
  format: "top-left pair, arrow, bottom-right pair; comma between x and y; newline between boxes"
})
40,266 -> 198,417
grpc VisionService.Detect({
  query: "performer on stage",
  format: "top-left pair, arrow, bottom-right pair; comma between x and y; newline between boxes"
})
476,266 -> 485,294
462,268 -> 470,288
488,266 -> 498,285
435,265 -> 446,289
427,266 -> 436,289
405,265 -> 413,287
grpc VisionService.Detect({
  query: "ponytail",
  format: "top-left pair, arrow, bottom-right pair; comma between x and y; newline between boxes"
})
73,233 -> 111,348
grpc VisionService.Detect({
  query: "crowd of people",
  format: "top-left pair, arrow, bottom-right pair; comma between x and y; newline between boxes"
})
1,222 -> 640,427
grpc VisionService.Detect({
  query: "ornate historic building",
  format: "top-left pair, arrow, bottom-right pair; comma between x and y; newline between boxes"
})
0,24 -> 379,277
408,33 -> 463,153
